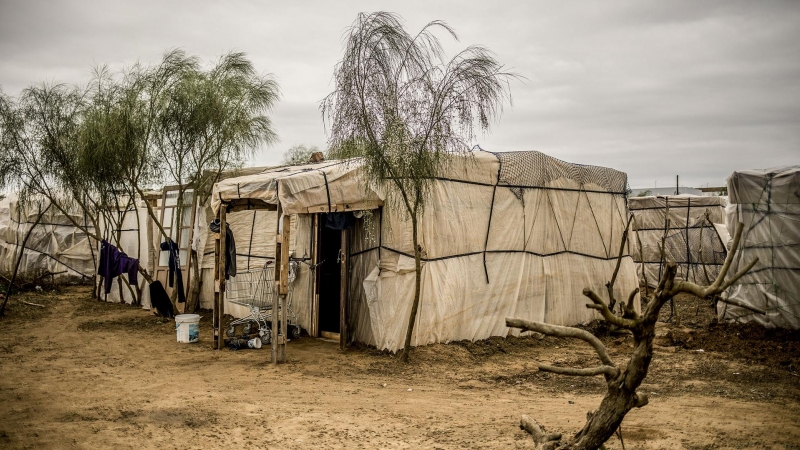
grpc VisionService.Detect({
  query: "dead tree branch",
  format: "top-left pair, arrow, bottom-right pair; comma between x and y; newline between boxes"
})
506,318 -> 616,368
506,223 -> 762,449
607,214 -> 633,309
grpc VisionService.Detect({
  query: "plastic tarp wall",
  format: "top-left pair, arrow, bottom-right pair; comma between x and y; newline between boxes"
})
630,195 -> 729,288
722,166 -> 800,329
0,195 -> 95,282
350,151 -> 640,351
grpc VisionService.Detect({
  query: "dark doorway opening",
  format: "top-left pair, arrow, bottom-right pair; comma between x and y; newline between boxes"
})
317,214 -> 342,334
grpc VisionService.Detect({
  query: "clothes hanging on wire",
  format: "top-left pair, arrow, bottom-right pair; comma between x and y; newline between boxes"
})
160,239 -> 186,303
98,240 -> 139,294
209,219 -> 237,279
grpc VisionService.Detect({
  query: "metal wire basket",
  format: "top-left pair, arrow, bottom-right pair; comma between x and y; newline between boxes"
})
224,261 -> 300,343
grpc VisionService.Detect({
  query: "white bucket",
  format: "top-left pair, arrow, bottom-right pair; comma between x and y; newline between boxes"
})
175,314 -> 201,343
247,337 -> 262,349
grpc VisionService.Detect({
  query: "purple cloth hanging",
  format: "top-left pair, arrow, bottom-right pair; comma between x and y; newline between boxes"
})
98,240 -> 139,294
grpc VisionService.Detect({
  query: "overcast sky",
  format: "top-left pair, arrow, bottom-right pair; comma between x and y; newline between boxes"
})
1,0 -> 797,188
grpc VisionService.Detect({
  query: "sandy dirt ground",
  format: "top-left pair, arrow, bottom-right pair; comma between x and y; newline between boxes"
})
1,286 -> 799,449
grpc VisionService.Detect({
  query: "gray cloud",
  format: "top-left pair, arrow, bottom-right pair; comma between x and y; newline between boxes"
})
1,0 -> 797,188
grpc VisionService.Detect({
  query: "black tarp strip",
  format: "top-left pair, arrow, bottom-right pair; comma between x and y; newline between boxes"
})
430,176 -> 627,195
372,245 -> 635,263
247,210 -> 256,268
320,170 -> 332,212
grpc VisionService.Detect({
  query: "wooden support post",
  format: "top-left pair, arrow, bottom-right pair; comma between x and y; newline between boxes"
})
310,214 -> 319,338
217,205 -> 228,351
272,210 -> 291,364
279,214 -> 290,362
213,212 -> 220,349
340,229 -> 349,350
271,238 -> 280,363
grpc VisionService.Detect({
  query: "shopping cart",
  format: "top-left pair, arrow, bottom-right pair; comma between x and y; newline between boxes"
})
224,261 -> 300,344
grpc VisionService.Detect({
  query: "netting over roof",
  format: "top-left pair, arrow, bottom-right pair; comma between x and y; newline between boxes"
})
495,151 -> 628,193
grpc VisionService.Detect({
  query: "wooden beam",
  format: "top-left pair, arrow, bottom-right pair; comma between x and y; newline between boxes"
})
340,229 -> 349,351
279,215 -> 291,296
213,222 -> 220,349
310,214 -> 319,338
278,214 -> 291,362
217,204 -> 227,351
306,200 -> 383,214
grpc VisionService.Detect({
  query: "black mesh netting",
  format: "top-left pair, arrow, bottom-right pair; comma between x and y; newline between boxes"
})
495,151 -> 628,196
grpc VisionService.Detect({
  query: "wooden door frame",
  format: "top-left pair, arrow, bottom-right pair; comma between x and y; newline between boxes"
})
310,214 -> 319,338
339,228 -> 350,350
312,213 -> 351,347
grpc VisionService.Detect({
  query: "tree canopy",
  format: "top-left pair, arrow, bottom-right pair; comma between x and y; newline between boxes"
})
323,11 -> 515,361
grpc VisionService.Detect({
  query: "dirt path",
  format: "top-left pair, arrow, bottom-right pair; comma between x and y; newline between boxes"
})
1,287 -> 798,449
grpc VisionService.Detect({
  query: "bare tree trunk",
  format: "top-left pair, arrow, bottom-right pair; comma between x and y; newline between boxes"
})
506,222 -> 762,449
188,249 -> 201,312
400,214 -> 422,363
0,204 -> 50,317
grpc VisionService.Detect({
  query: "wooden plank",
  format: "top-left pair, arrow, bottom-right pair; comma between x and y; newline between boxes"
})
320,331 -> 340,341
217,205 -> 227,351
272,204 -> 282,364
306,200 -> 384,214
278,214 -> 291,362
213,213 -> 220,349
310,214 -> 319,338
272,239 -> 280,363
279,215 -> 291,296
339,229 -> 349,350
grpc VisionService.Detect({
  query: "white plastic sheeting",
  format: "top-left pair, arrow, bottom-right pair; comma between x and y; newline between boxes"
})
721,166 -> 800,329
212,150 -> 640,351
0,195 -> 95,281
630,195 -> 729,288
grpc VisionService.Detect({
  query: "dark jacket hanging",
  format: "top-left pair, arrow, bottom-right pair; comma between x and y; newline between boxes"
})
209,219 -> 237,279
159,239 -> 186,303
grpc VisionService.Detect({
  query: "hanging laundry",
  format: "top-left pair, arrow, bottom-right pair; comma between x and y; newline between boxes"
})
148,280 -> 174,318
209,219 -> 237,279
98,240 -> 139,294
160,239 -> 186,303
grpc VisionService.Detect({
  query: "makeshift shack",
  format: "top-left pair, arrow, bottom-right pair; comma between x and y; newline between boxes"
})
629,195 -> 729,287
0,194 -> 95,283
211,150 -> 640,351
722,166 -> 800,329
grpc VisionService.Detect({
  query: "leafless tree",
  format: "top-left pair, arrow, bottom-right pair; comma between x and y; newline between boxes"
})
506,220 -> 762,449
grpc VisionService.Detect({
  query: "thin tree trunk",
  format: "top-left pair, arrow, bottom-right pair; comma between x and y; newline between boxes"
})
400,214 -> 422,363
188,248 -> 201,312
132,202 -> 143,306
0,204 -> 50,317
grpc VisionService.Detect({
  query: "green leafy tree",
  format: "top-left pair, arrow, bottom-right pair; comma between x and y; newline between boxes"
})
282,144 -> 319,165
323,12 -> 515,361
